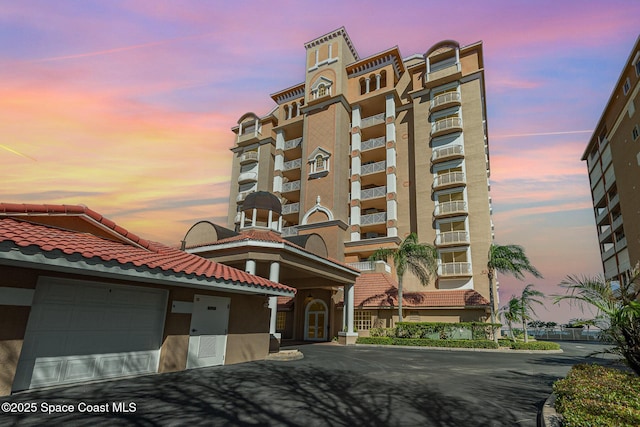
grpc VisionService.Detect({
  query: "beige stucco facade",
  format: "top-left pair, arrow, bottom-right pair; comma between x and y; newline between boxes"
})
222,28 -> 494,337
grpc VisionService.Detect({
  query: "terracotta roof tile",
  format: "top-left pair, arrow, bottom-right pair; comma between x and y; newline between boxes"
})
0,205 -> 295,295
350,273 -> 489,308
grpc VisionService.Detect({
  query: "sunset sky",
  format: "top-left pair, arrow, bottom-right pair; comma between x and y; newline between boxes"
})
2,1 -> 639,323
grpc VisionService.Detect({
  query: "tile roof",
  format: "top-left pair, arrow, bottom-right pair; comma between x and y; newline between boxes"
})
0,204 -> 295,295
351,273 -> 489,308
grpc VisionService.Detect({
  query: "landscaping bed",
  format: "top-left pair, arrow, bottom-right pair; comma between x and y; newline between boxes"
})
553,364 -> 640,427
356,336 -> 498,349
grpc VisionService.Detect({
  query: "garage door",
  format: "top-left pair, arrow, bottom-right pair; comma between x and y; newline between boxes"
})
12,277 -> 167,391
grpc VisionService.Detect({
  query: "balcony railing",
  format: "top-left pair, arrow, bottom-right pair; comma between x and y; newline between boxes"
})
609,193 -> 620,208
438,262 -> 472,277
602,245 -> 616,261
434,201 -> 467,216
281,226 -> 298,237
611,215 -> 623,232
431,92 -> 461,109
347,261 -> 375,271
360,212 -> 386,226
361,136 -> 386,151
236,190 -> 255,202
360,112 -> 385,129
284,137 -> 302,150
361,160 -> 386,175
436,231 -> 470,246
240,151 -> 259,163
283,158 -> 302,171
432,145 -> 464,162
431,117 -> 463,135
615,236 -> 627,251
361,186 -> 386,200
433,171 -> 465,188
282,202 -> 300,215
598,226 -> 612,243
282,180 -> 301,193
238,171 -> 258,184
427,62 -> 461,82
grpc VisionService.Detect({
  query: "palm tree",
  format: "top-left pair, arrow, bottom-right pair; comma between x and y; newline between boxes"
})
520,284 -> 545,343
369,233 -> 437,323
500,296 -> 522,342
486,244 -> 542,343
554,264 -> 640,375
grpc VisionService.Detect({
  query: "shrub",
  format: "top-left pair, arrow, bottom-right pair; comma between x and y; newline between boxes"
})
509,341 -> 560,350
356,337 -> 498,349
554,364 -> 640,427
369,327 -> 394,337
394,322 -> 501,340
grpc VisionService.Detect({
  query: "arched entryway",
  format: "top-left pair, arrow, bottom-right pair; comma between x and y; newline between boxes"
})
304,299 -> 328,341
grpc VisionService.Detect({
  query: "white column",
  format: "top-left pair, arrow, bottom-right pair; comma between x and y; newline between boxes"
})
386,94 -> 398,238
351,106 -> 362,242
365,78 -> 370,94
245,259 -> 256,275
346,283 -> 355,334
375,74 -> 381,90
252,208 -> 257,226
240,211 -> 246,229
268,210 -> 273,230
269,262 -> 280,337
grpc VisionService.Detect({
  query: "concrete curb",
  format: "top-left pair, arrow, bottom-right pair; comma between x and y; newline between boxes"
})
355,343 -> 564,354
541,393 -> 562,427
265,349 -> 304,361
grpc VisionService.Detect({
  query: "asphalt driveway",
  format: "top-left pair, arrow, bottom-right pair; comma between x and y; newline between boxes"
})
0,341 -> 620,426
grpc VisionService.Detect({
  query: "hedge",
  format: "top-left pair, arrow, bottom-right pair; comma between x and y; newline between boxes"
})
356,337 -> 499,349
509,341 -> 560,350
554,364 -> 640,427
371,322 -> 501,340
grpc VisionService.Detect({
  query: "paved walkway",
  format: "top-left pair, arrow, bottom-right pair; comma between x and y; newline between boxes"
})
0,341 -> 619,426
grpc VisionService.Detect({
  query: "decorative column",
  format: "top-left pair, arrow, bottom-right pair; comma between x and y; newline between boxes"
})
268,262 -> 280,341
273,130 -> 285,193
245,259 -> 256,275
350,106 -> 362,242
385,94 -> 398,237
338,283 -> 358,345
365,78 -> 370,94
375,74 -> 381,91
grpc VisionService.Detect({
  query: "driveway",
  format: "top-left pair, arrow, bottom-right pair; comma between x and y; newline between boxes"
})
0,341 -> 620,426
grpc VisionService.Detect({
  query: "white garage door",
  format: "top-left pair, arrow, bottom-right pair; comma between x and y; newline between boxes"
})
13,277 -> 167,391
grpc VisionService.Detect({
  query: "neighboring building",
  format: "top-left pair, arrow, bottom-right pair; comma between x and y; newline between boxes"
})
188,27 -> 493,338
0,203 -> 295,396
582,35 -> 640,284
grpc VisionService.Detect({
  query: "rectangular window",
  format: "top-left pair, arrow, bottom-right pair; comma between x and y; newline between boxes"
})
354,310 -> 372,331
276,312 -> 287,331
623,77 -> 631,95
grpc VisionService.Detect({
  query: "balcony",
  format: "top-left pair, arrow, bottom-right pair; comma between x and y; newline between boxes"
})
609,193 -> 620,208
431,117 -> 463,137
282,202 -> 300,215
361,136 -> 386,152
435,231 -> 470,247
238,171 -> 258,184
611,215 -> 623,232
438,262 -> 472,277
282,180 -> 301,193
602,245 -> 616,261
433,171 -> 466,190
431,145 -> 464,163
237,126 -> 260,144
434,201 -> 467,217
615,236 -> 627,251
240,151 -> 259,164
598,226 -> 612,243
361,160 -> 386,176
236,190 -> 255,203
427,62 -> 461,83
346,260 -> 391,273
360,113 -> 385,129
281,226 -> 298,237
284,137 -> 303,150
430,92 -> 461,111
595,208 -> 608,225
360,211 -> 386,226
283,158 -> 302,171
361,185 -> 386,201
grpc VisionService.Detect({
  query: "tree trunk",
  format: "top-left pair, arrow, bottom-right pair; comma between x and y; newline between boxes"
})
398,275 -> 403,323
522,311 -> 529,343
488,272 -> 498,343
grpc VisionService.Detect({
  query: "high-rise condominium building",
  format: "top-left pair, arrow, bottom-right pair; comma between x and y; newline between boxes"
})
583,35 -> 640,284
185,28 -> 494,341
